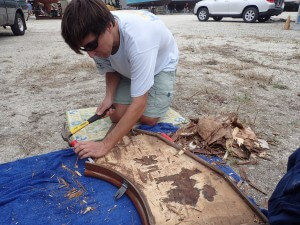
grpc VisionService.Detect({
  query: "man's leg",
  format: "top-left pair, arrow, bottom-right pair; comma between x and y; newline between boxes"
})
140,115 -> 159,126
111,76 -> 159,125
109,103 -> 128,123
111,71 -> 176,125
110,76 -> 131,123
142,70 -> 176,123
110,103 -> 158,125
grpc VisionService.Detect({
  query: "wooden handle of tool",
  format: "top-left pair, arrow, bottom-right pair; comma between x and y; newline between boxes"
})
88,105 -> 116,123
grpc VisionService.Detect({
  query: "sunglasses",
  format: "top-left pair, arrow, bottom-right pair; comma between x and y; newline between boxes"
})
79,34 -> 99,52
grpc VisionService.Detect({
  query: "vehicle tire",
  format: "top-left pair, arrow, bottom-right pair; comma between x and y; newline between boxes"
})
197,8 -> 209,21
11,13 -> 26,36
213,16 -> 223,21
258,15 -> 271,22
242,7 -> 258,23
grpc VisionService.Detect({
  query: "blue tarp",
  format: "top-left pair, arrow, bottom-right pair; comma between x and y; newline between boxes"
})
0,149 -> 141,225
3,145 -> 299,225
137,122 -> 179,134
197,154 -> 242,182
1,117 -> 270,225
0,148 -> 247,225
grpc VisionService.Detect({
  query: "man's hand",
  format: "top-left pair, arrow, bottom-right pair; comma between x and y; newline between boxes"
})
96,97 -> 115,117
96,72 -> 120,116
74,141 -> 111,159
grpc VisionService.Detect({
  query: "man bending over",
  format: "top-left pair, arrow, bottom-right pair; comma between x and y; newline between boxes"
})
61,0 -> 179,159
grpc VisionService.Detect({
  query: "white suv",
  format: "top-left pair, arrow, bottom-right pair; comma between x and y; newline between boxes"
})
193,0 -> 284,23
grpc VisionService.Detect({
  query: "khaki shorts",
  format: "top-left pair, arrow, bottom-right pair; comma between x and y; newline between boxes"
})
114,70 -> 176,118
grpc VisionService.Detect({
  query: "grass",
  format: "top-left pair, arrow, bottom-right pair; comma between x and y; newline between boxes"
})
207,61 -> 274,85
23,60 -> 96,78
246,35 -> 278,43
19,59 -> 98,89
201,45 -> 235,58
0,59 -> 12,63
223,63 -> 251,72
180,34 -> 197,40
205,59 -> 218,65
234,94 -> 252,104
180,45 -> 198,53
242,71 -> 274,83
238,56 -> 299,74
272,84 -> 288,90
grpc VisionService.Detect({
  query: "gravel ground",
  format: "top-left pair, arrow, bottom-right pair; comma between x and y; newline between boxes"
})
0,12 -> 299,207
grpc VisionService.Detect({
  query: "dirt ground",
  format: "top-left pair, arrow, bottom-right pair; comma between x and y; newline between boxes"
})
0,12 -> 299,206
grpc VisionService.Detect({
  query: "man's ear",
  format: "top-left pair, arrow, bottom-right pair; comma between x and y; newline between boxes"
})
107,22 -> 113,31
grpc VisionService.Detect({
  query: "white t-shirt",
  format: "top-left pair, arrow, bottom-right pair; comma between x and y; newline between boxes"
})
94,10 -> 179,97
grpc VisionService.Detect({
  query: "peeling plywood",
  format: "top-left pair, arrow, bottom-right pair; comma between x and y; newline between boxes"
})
156,168 -> 201,206
96,134 -> 266,225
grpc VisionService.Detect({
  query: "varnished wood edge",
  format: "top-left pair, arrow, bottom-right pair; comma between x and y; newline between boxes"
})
84,162 -> 155,225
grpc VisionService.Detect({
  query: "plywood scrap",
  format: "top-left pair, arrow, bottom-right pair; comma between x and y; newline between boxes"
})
81,206 -> 95,214
65,187 -> 83,199
74,157 -> 79,169
239,167 -> 250,183
239,167 -> 267,195
236,160 -> 258,165
61,163 -> 76,176
57,177 -> 70,189
174,113 -> 270,161
257,139 -> 269,150
73,177 -> 87,192
197,116 -> 232,145
75,170 -> 82,177
257,152 -> 272,161
122,135 -> 131,147
171,120 -> 198,142
226,139 -> 250,159
107,204 -> 117,212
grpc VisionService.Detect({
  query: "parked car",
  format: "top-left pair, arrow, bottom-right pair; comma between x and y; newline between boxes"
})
0,0 -> 28,35
284,0 -> 299,11
194,0 -> 285,23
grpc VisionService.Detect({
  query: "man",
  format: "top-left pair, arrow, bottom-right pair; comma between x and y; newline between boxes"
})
61,0 -> 179,159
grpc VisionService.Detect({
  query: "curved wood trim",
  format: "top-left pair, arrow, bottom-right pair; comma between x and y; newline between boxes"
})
84,162 -> 155,225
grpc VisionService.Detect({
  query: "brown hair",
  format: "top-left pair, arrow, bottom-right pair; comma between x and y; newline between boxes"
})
61,0 -> 115,54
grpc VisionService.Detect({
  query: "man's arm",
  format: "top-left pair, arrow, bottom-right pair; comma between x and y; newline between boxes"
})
74,93 -> 148,159
102,93 -> 148,149
97,72 -> 120,115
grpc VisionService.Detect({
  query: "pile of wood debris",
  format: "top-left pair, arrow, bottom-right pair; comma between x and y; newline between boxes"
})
172,113 -> 270,162
57,163 -> 95,214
